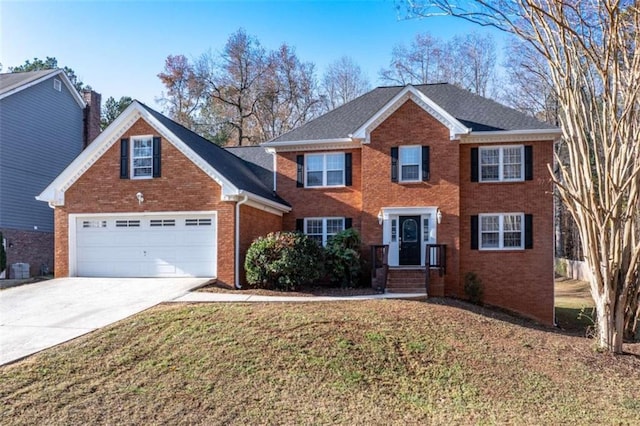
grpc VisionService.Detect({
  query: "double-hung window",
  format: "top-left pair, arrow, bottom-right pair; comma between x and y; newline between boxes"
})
304,217 -> 345,246
480,213 -> 524,250
305,153 -> 345,187
479,146 -> 524,182
131,136 -> 154,179
399,146 -> 421,182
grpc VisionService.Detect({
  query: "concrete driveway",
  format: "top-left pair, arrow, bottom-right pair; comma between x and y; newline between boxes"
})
0,277 -> 209,365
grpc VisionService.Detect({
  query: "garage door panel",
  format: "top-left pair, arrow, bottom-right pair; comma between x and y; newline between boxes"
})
74,214 -> 216,278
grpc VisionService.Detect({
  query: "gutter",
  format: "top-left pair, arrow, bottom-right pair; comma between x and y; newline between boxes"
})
235,192 -> 249,289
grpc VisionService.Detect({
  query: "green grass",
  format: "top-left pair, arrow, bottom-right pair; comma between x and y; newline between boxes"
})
1,299 -> 639,425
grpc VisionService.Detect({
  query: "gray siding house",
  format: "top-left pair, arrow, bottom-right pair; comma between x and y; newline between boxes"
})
0,69 -> 100,277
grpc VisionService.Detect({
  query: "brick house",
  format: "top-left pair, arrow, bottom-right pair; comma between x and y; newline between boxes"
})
264,84 -> 559,324
38,84 -> 559,324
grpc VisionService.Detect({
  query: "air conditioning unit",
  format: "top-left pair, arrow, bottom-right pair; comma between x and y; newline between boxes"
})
11,263 -> 30,279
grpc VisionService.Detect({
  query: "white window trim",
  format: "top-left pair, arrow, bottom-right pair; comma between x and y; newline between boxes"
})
479,145 -> 524,183
131,135 -> 154,180
304,152 -> 345,188
479,213 -> 525,250
303,217 -> 345,246
399,145 -> 422,183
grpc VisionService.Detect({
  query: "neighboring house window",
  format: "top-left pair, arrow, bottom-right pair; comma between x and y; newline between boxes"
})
120,136 -> 161,179
391,146 -> 430,182
131,136 -> 154,179
305,153 -> 345,187
477,213 -> 525,250
478,145 -> 525,182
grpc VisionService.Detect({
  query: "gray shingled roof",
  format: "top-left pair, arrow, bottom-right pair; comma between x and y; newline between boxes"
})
0,69 -> 60,96
225,146 -> 273,190
139,102 -> 289,207
271,83 -> 555,143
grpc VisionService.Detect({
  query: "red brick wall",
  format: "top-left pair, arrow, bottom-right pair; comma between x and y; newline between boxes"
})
277,149 -> 362,233
459,141 -> 555,324
239,204 -> 283,287
54,118 -> 237,285
361,100 -> 461,294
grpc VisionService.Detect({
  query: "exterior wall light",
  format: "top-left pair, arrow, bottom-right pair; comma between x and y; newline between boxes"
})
136,192 -> 144,205
377,210 -> 384,225
436,209 -> 442,224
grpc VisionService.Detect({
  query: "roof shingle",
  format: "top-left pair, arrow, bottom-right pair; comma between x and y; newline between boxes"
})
271,83 -> 555,143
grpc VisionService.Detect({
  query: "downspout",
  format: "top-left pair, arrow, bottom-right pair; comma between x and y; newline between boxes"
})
235,192 -> 249,289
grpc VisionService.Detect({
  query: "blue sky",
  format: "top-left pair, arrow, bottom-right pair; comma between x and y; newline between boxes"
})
1,0 -> 501,109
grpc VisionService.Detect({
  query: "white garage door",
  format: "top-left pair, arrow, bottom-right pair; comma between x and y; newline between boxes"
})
74,213 -> 216,277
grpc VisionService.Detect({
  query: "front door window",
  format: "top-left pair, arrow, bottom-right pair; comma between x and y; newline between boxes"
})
399,216 -> 421,265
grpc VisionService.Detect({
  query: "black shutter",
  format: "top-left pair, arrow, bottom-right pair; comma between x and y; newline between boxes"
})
470,147 -> 479,182
296,219 -> 304,232
120,138 -> 129,179
525,214 -> 533,249
391,147 -> 398,182
152,136 -> 161,178
344,218 -> 352,229
296,155 -> 304,187
524,145 -> 533,181
345,153 -> 352,186
470,215 -> 479,250
422,146 -> 430,181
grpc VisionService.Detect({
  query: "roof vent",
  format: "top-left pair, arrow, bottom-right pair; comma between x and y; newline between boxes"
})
53,79 -> 62,91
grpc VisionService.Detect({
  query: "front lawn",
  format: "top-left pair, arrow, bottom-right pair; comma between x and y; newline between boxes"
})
1,299 -> 638,424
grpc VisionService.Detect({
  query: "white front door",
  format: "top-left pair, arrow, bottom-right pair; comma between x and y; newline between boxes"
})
73,213 -> 217,277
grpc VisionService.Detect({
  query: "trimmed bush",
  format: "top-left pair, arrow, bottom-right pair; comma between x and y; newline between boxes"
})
464,272 -> 483,305
325,228 -> 362,287
244,231 -> 324,291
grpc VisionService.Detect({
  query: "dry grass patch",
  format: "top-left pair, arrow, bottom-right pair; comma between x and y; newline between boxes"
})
1,300 -> 639,425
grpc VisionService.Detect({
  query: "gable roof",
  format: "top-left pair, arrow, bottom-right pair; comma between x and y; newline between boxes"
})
0,69 -> 86,108
37,101 -> 289,211
138,103 -> 288,207
267,83 -> 556,144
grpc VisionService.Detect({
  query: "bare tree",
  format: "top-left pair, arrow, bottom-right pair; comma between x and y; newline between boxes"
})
256,44 -> 321,141
198,29 -> 270,146
379,31 -> 497,97
379,32 -> 447,85
400,0 -> 640,352
321,56 -> 371,111
157,55 -> 207,133
451,32 -> 496,97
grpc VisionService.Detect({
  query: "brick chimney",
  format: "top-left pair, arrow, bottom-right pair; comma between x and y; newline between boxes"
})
82,90 -> 102,147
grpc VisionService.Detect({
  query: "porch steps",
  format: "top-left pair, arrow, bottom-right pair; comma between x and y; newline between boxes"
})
386,269 -> 426,294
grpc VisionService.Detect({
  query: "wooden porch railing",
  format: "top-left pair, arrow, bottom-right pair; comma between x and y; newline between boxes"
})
425,244 -> 446,293
370,245 -> 389,291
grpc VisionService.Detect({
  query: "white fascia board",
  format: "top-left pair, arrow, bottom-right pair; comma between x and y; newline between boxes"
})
352,85 -> 471,142
37,101 -> 241,205
0,69 -> 86,108
460,128 -> 562,144
261,138 -> 360,152
235,190 -> 291,214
